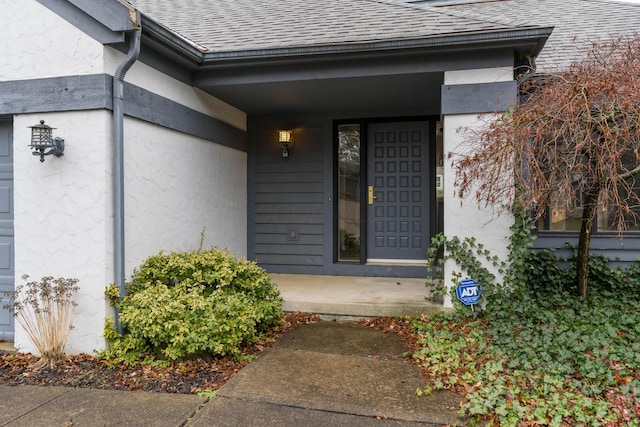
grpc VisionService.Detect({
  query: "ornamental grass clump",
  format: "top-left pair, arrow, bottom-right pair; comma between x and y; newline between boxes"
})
3,275 -> 79,368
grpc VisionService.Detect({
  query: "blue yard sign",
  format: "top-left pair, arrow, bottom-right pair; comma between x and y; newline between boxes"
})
456,278 -> 481,306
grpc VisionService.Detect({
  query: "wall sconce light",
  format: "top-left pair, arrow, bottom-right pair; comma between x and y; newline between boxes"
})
278,130 -> 293,158
29,120 -> 65,162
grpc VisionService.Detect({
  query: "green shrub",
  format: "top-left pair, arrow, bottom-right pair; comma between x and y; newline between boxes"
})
101,248 -> 283,364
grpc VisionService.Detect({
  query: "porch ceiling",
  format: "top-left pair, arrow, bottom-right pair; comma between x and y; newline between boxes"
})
196,72 -> 443,116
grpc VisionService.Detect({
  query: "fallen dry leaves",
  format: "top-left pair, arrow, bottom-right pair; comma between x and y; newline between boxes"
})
0,312 -> 321,394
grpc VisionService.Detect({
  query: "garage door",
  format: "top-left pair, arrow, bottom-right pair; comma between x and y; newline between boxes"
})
0,119 -> 14,340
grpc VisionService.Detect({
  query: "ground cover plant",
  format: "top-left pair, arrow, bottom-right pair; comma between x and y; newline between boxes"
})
415,252 -> 640,426
102,247 -> 284,365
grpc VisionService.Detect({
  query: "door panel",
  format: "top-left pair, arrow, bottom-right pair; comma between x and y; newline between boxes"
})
0,119 -> 14,340
366,122 -> 429,261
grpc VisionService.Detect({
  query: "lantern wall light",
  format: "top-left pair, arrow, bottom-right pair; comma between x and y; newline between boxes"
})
29,120 -> 65,162
277,129 -> 293,158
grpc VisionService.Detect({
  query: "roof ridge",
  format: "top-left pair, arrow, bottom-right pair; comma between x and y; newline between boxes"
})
374,0 -> 533,28
580,0 -> 640,6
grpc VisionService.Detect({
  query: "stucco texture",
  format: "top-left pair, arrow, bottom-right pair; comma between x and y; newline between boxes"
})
13,111 -> 113,354
124,117 -> 247,273
0,0 -> 104,81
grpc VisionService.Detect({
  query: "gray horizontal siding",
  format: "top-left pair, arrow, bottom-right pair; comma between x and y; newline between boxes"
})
255,213 -> 324,224
255,224 -> 324,234
256,161 -> 322,173
252,122 -> 325,270
256,172 -> 323,183
255,244 -> 323,255
262,264 -> 325,275
532,234 -> 640,265
255,234 -> 323,245
255,182 -> 324,193
255,203 -> 323,214
255,193 -> 322,203
256,254 -> 324,266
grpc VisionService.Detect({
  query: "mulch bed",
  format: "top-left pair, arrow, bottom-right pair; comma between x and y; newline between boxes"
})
0,314 -> 418,394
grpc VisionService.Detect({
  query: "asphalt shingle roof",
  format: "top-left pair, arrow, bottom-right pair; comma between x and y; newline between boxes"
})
427,0 -> 640,71
126,0 -> 538,54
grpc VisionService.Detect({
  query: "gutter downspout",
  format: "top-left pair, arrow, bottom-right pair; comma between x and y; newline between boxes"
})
113,16 -> 141,333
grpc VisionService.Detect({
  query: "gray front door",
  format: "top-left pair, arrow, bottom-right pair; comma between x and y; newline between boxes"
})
0,119 -> 14,340
366,121 -> 429,261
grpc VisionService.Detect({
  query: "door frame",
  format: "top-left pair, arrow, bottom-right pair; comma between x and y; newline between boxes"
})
333,116 -> 438,266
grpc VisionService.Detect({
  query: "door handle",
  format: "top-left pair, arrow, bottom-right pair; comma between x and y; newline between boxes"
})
368,186 -> 377,205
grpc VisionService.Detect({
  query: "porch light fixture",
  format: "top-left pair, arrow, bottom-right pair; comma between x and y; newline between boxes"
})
29,120 -> 65,162
278,130 -> 293,158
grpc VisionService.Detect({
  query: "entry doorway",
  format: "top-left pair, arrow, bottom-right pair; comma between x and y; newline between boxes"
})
336,119 -> 437,265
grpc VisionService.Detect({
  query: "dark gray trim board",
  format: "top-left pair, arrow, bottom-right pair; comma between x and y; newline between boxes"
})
36,0 -> 130,45
0,75 -> 112,114
197,28 -> 553,64
0,75 -> 247,152
67,0 -> 138,32
532,234 -> 640,264
441,81 -> 517,115
123,82 -> 247,151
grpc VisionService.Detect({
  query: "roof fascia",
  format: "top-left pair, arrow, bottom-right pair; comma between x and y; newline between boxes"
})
138,14 -> 205,68
67,0 -> 138,32
135,10 -> 551,72
199,27 -> 553,66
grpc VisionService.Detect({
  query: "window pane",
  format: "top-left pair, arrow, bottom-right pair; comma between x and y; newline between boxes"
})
597,176 -> 640,232
538,198 -> 583,231
436,121 -> 444,235
538,177 -> 640,233
338,124 -> 361,261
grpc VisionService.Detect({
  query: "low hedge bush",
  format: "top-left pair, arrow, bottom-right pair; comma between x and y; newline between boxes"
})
101,248 -> 283,365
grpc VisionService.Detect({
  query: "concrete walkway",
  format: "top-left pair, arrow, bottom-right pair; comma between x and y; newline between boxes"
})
0,322 -> 465,426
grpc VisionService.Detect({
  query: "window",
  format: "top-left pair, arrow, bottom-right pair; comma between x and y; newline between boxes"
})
537,158 -> 640,233
337,124 -> 361,261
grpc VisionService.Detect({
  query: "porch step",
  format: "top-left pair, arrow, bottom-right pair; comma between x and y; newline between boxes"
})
270,274 -> 448,320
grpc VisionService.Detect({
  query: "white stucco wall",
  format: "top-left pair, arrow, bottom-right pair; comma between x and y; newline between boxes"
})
442,67 -> 514,307
104,48 -> 247,132
13,111 -> 114,354
0,0 -> 104,81
4,0 -> 249,354
124,117 -> 247,272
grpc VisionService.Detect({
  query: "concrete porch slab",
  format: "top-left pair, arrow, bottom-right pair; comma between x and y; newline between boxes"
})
270,274 -> 447,319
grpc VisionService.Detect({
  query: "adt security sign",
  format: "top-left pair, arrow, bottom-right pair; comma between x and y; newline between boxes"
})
456,279 -> 481,306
